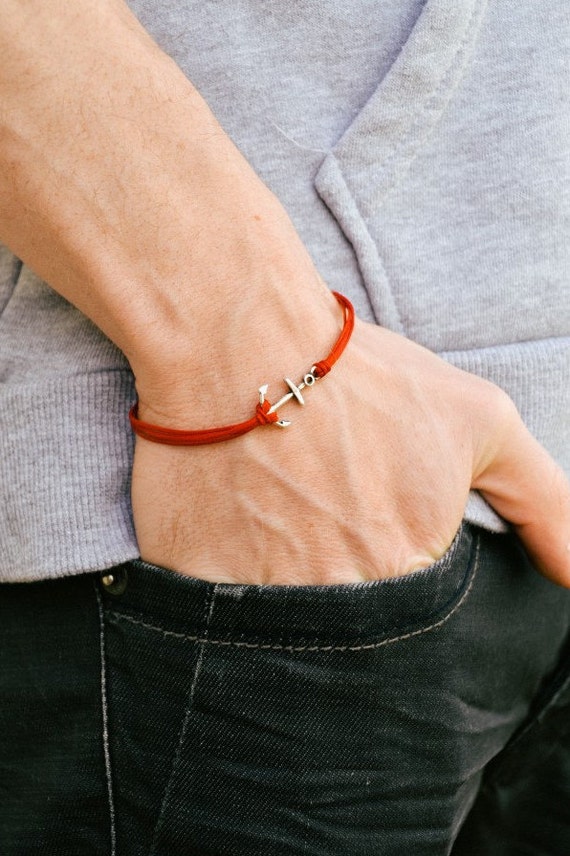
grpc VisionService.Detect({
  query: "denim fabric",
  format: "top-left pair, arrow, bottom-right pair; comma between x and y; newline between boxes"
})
0,574 -> 109,854
1,523 -> 570,854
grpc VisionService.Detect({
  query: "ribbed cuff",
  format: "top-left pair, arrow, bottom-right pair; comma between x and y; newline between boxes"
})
0,370 -> 138,581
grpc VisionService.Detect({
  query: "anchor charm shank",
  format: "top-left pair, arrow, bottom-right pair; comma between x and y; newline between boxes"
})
258,370 -> 318,427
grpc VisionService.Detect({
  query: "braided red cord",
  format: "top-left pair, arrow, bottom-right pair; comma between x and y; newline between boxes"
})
129,291 -> 354,446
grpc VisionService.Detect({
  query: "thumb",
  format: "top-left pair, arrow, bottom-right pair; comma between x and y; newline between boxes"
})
472,393 -> 570,587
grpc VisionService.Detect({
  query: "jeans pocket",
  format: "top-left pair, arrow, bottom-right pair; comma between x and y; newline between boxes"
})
98,524 -> 481,855
115,521 -> 477,652
135,524 -> 480,856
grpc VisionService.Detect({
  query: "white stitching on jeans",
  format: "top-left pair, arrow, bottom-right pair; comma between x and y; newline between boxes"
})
95,584 -> 116,856
107,536 -> 480,654
149,584 -> 218,856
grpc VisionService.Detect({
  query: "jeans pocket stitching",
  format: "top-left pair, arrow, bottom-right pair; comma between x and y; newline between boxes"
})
106,534 -> 480,653
94,583 -> 117,856
148,583 -> 218,856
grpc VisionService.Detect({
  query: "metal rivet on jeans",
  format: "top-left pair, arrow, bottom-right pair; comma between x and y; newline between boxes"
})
100,566 -> 128,596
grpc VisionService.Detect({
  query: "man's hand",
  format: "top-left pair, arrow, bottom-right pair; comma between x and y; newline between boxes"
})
132,313 -> 570,587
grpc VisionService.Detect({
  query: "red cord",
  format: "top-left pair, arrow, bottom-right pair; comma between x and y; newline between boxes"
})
129,291 -> 355,446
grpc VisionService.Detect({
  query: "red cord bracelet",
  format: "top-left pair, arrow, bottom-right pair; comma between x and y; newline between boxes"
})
129,291 -> 355,446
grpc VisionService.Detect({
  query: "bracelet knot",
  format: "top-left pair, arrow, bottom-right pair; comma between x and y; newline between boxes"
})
312,359 -> 331,378
255,399 -> 280,426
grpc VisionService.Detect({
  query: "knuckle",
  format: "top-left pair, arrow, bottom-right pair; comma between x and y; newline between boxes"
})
471,377 -> 518,426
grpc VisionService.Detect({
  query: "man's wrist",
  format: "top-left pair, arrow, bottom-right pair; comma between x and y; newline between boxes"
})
131,268 -> 343,430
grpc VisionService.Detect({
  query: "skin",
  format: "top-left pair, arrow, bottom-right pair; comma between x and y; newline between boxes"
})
1,0 -> 570,586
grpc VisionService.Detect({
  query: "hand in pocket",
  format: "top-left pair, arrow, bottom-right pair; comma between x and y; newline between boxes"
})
132,315 -> 570,588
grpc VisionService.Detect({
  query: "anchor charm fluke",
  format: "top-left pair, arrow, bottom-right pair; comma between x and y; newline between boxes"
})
257,368 -> 319,428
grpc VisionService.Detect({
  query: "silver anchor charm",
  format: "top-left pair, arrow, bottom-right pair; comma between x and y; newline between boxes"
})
258,369 -> 318,427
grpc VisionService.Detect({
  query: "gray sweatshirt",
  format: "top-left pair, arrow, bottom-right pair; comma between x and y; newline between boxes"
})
1,0 -> 569,581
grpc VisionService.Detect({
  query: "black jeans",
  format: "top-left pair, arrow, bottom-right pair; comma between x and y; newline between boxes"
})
2,524 -> 570,855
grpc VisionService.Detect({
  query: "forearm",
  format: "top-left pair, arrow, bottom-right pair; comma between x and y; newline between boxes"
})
0,0 -> 338,420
